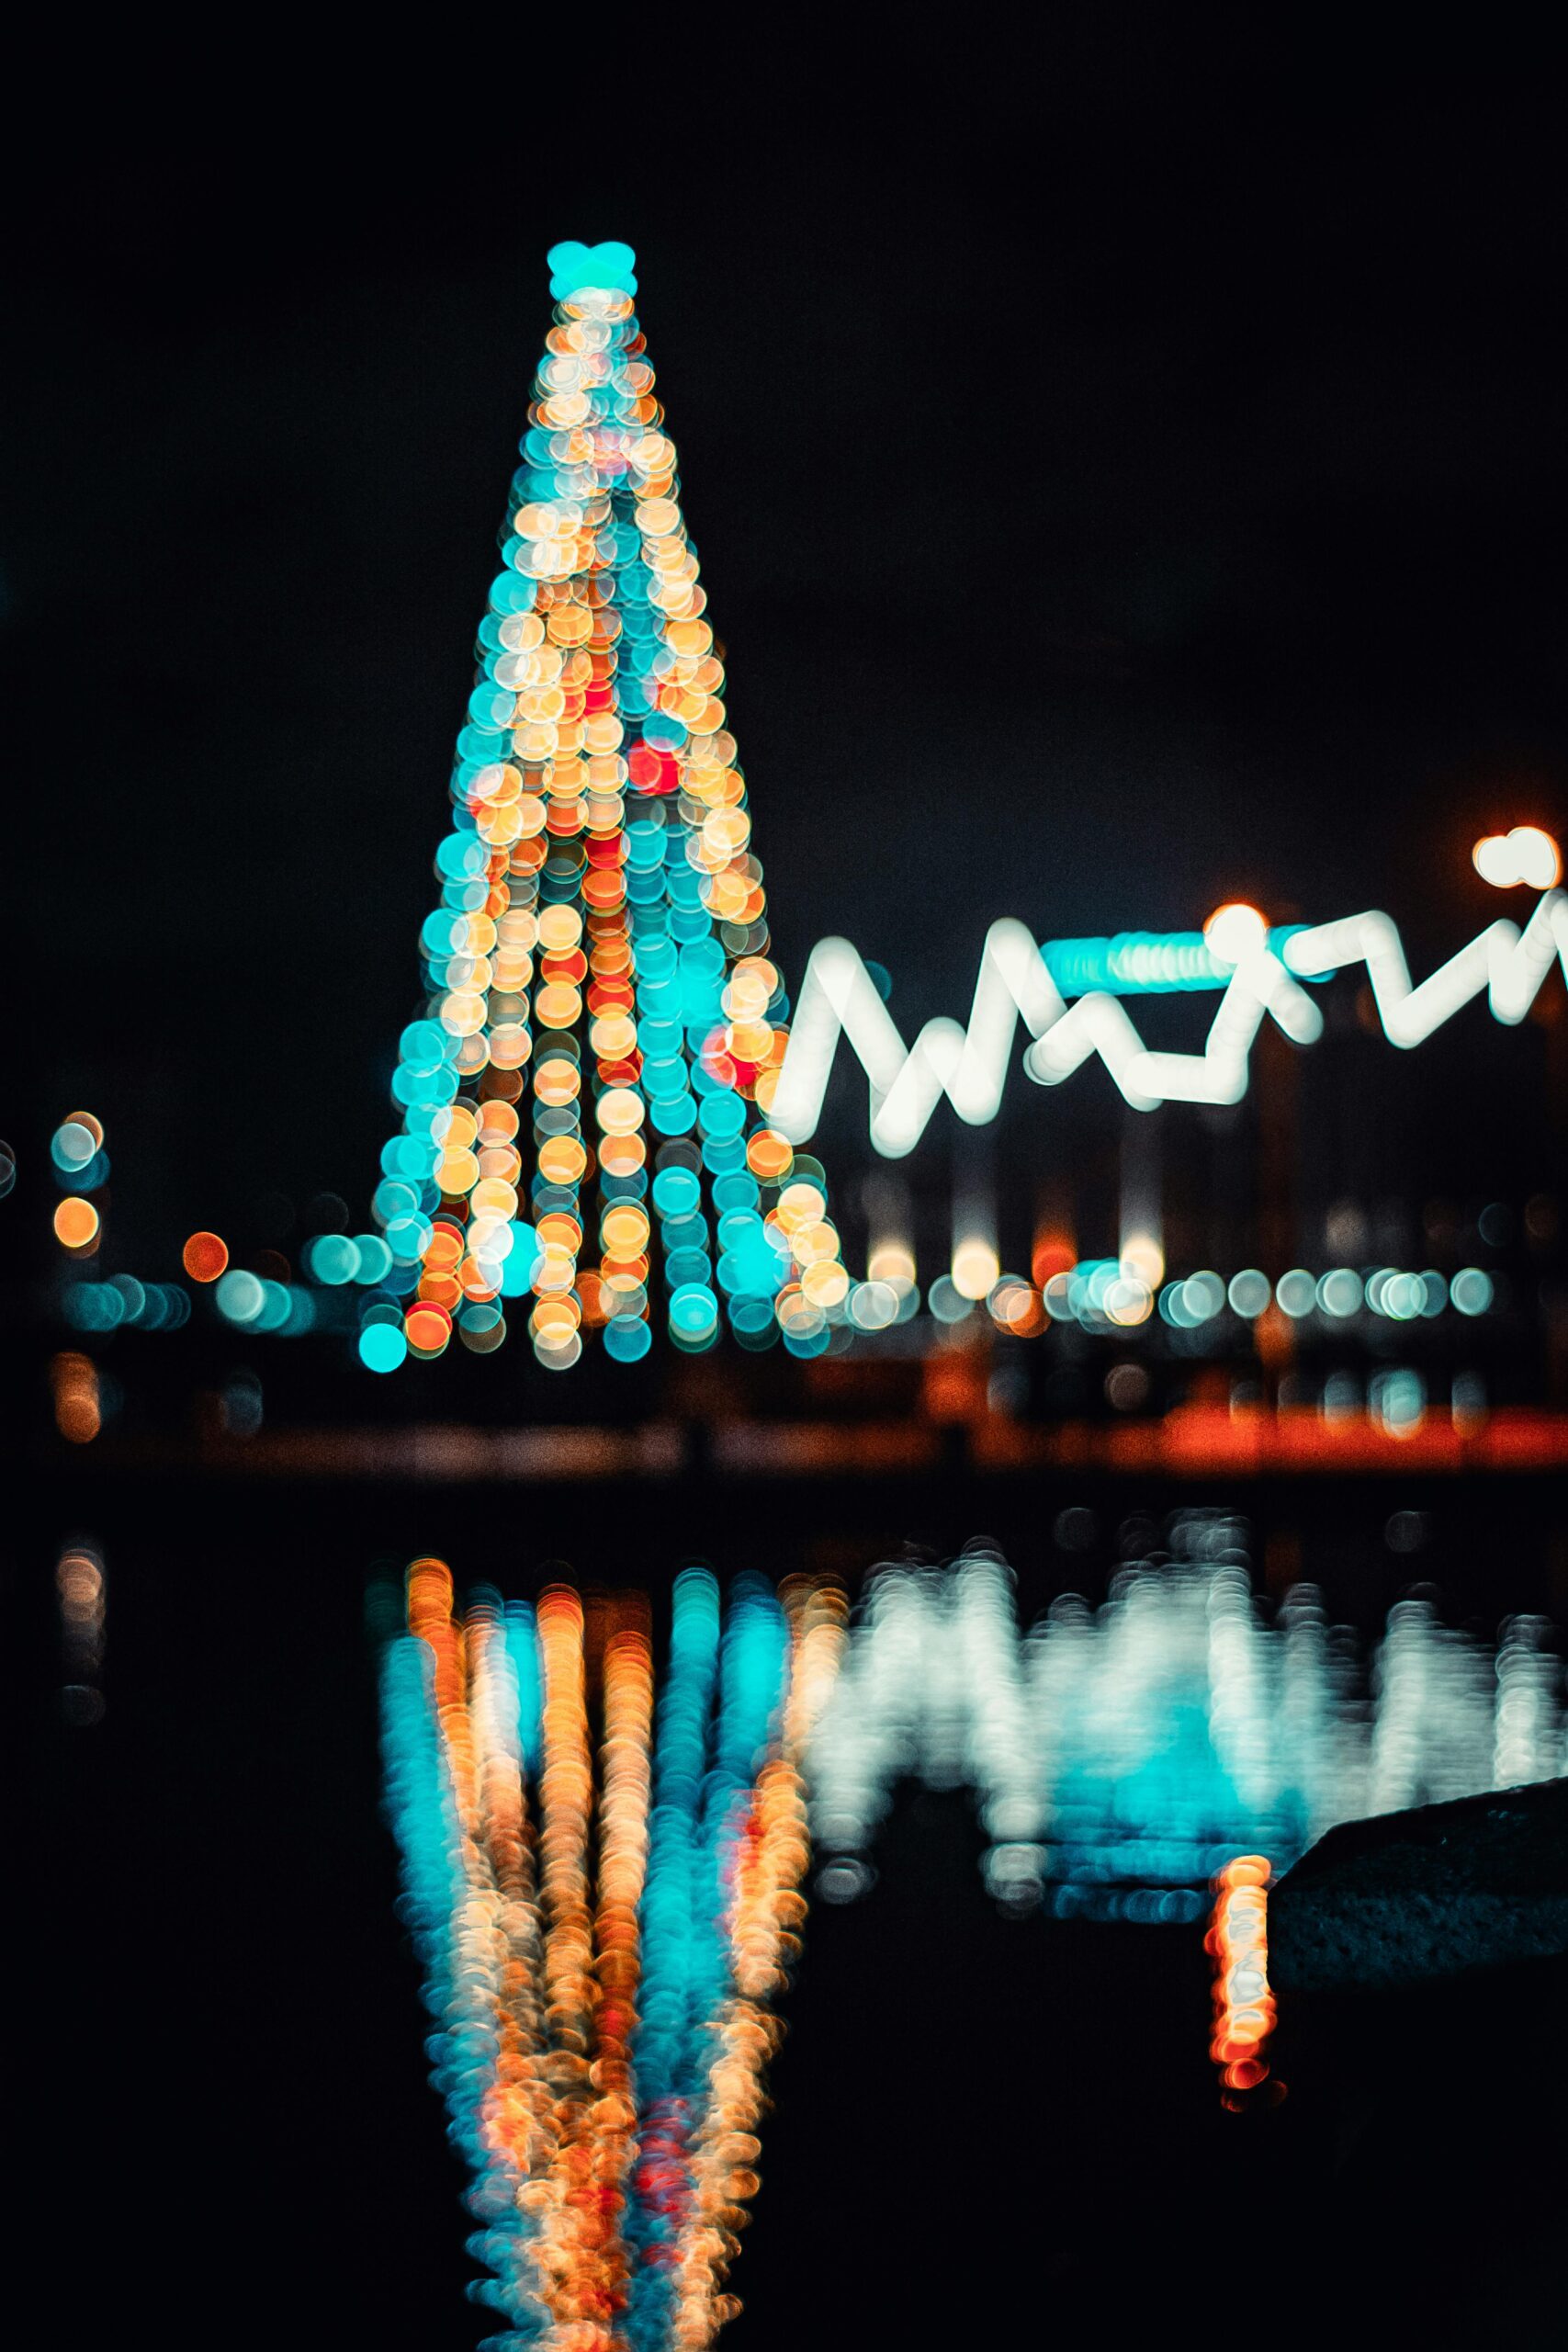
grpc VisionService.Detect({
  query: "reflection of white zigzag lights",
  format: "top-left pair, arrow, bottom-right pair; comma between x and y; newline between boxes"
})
805,1542 -> 1566,1918
771,891 -> 1568,1155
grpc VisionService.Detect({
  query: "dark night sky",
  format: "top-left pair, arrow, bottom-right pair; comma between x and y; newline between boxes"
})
7,49 -> 1568,1262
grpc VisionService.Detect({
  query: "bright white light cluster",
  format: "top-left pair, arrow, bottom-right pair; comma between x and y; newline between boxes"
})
1473,826 -> 1562,890
804,1534 -> 1566,1915
771,888 -> 1568,1154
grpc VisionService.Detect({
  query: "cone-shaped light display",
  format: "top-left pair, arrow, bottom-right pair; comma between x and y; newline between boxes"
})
364,245 -> 846,1374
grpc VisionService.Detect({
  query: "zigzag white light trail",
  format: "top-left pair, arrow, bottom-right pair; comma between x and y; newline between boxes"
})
770,888 -> 1568,1153
771,918 -> 1066,1153
1029,918 -> 1322,1109
1281,888 -> 1568,1038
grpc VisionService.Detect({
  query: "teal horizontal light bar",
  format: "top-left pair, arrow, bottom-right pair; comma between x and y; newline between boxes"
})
1041,924 -> 1314,997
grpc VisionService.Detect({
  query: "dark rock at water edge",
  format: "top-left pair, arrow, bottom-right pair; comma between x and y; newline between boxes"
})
1269,1776 -> 1568,1994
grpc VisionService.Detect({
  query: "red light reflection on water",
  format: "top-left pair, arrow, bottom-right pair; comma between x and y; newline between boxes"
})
1207,1855 -> 1280,2109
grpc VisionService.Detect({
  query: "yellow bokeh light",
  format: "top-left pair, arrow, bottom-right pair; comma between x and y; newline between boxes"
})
533,1250 -> 577,1296
470,1177 -> 520,1220
537,1136 -> 588,1185
790,1218 -> 840,1267
595,1087 -> 645,1135
437,1148 -> 480,1196
774,1181 -> 826,1234
800,1260 -> 850,1308
867,1239 -> 916,1289
477,1144 -> 523,1184
602,1201 -> 649,1250
1120,1231 -> 1165,1289
952,1236 -> 999,1301
534,982 -> 583,1029
534,1057 -> 582,1106
536,903 -> 584,952
590,1013 -> 638,1059
532,1295 -> 581,1341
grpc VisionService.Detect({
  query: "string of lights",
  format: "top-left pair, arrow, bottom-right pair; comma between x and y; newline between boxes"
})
771,884 -> 1568,1151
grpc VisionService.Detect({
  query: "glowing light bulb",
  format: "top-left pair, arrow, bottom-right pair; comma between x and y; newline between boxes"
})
952,1235 -> 999,1300
867,1238 -> 916,1289
1473,825 -> 1562,889
1202,901 -> 1268,967
1119,1229 -> 1165,1290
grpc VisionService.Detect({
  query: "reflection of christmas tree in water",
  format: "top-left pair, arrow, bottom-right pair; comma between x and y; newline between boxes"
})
364,242 -> 847,1373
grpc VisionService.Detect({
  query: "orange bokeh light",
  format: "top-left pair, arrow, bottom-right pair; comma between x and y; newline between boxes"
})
404,1303 -> 453,1357
1207,1855 -> 1278,2108
51,1351 -> 101,1442
1031,1227 -> 1077,1286
182,1230 -> 229,1283
746,1126 -> 794,1183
